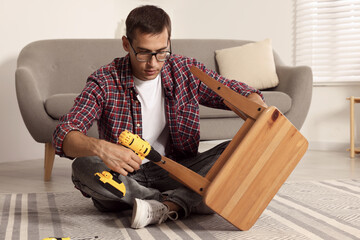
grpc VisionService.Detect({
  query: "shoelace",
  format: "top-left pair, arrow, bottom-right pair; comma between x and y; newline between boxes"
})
158,210 -> 179,224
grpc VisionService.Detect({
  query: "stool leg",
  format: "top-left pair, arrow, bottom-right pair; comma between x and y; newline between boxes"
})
350,96 -> 355,158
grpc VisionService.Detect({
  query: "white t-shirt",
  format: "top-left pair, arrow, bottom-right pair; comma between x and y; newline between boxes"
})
133,74 -> 169,164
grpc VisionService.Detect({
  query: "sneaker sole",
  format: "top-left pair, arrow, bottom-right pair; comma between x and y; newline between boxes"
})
131,198 -> 146,229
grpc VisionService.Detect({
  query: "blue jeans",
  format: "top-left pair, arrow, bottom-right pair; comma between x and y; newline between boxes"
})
72,140 -> 230,217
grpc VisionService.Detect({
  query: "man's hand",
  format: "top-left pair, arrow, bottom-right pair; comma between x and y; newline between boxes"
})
97,140 -> 142,176
247,93 -> 268,108
63,131 -> 142,176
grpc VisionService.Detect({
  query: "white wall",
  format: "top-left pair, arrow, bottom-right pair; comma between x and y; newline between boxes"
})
2,0 -> 346,164
302,84 -> 360,152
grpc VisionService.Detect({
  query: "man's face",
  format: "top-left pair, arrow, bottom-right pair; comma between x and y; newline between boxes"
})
123,29 -> 170,81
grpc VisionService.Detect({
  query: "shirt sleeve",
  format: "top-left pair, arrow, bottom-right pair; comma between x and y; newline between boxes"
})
193,61 -> 263,109
52,76 -> 105,157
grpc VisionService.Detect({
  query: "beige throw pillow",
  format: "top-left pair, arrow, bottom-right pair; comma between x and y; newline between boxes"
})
215,39 -> 279,90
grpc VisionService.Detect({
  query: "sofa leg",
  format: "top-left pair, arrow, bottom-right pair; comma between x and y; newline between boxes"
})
44,142 -> 55,181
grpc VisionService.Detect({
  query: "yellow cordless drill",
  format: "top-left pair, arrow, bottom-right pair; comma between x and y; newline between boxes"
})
118,130 -> 161,162
94,170 -> 126,198
94,130 -> 162,198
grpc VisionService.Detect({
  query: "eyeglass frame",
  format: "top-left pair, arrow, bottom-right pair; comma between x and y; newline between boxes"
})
127,38 -> 172,62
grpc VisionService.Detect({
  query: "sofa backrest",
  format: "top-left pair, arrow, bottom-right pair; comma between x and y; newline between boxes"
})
172,39 -> 283,72
17,39 -> 123,99
17,39 -> 283,100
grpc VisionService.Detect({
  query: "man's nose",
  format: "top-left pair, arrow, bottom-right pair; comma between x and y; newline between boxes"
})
147,55 -> 157,66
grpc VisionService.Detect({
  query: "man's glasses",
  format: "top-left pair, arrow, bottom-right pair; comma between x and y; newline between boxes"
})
128,39 -> 172,62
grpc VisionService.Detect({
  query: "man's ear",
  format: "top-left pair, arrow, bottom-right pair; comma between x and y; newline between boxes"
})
122,36 -> 130,52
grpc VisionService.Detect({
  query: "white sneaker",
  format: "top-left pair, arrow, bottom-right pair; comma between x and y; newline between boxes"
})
131,198 -> 178,229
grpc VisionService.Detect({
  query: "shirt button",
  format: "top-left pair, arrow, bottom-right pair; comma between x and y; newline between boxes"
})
136,123 -> 141,127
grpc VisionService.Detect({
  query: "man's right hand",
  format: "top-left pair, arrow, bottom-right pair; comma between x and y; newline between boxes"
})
96,140 -> 142,176
63,131 -> 142,176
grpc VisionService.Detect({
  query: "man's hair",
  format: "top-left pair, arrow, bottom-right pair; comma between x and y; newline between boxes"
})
126,5 -> 171,42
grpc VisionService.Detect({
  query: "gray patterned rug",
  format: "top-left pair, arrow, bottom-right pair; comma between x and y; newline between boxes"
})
1,179 -> 360,240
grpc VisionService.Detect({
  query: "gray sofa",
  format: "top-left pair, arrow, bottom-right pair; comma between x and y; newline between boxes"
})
15,39 -> 312,180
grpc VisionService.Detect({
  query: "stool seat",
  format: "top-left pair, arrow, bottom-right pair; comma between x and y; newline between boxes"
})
152,66 -> 308,230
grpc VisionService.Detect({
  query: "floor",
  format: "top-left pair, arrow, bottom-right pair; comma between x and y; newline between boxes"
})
1,144 -> 360,194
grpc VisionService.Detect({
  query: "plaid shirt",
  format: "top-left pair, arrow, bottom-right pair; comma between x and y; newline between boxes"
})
53,54 -> 261,159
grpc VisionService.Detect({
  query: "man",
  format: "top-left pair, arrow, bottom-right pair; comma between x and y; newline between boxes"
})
53,5 -> 266,229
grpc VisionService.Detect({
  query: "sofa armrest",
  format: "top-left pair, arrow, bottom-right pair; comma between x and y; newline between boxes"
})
15,67 -> 58,143
273,65 -> 313,130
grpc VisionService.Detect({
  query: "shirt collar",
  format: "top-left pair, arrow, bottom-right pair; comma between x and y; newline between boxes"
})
120,54 -> 135,90
161,58 -> 174,97
119,54 -> 174,94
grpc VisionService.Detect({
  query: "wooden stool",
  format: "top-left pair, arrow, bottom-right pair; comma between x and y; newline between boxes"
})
347,96 -> 360,158
152,66 -> 308,230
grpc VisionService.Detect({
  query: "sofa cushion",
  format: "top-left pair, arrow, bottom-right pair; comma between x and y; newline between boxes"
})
262,91 -> 291,114
215,39 -> 279,90
200,105 -> 237,119
45,93 -> 99,138
45,93 -> 78,119
200,91 -> 291,119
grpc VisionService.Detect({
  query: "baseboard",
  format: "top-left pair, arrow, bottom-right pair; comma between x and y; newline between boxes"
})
309,141 -> 349,152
